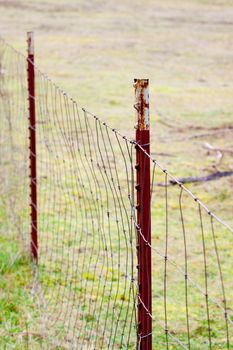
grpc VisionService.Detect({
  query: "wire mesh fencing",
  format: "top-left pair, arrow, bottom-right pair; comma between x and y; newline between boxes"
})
0,36 -> 138,349
0,38 -> 30,254
35,77 -> 138,348
138,148 -> 233,349
0,35 -> 232,350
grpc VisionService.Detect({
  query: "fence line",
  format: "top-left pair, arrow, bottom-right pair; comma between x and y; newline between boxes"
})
0,33 -> 232,349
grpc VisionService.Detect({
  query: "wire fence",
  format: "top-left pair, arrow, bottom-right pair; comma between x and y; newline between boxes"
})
0,35 -> 232,350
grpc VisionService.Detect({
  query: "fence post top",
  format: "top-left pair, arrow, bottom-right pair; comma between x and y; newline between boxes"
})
27,31 -> 34,55
134,79 -> 149,131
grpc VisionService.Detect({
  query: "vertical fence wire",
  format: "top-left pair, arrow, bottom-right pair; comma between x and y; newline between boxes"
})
30,68 -> 137,347
0,38 -> 30,251
136,147 -> 233,349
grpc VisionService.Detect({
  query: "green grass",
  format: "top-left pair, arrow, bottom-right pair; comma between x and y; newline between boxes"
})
0,235 -> 37,349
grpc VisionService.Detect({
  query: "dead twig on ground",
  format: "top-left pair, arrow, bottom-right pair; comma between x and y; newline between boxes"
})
203,142 -> 233,169
188,127 -> 233,140
158,171 -> 233,187
203,142 -> 233,155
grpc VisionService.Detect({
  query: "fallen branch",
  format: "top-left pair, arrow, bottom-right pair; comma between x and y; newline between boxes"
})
203,142 -> 233,155
158,171 -> 233,186
188,128 -> 233,140
203,142 -> 224,168
203,142 -> 233,169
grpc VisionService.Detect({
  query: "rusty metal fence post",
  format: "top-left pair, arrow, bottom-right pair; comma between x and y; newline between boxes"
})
134,79 -> 152,350
27,32 -> 38,262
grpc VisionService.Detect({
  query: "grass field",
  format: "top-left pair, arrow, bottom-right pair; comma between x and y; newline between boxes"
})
0,0 -> 233,349
1,0 -> 233,215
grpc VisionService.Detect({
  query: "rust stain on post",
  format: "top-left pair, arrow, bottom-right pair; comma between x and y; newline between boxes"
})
27,32 -> 34,55
134,78 -> 149,131
135,78 -> 152,349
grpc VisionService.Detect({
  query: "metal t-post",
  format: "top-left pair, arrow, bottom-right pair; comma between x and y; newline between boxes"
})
27,32 -> 38,262
134,78 -> 152,350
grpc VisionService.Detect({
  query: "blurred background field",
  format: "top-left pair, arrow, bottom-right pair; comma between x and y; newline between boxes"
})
1,0 -> 232,219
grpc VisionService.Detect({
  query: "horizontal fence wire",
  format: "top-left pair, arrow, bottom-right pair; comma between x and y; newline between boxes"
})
0,36 -> 233,350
